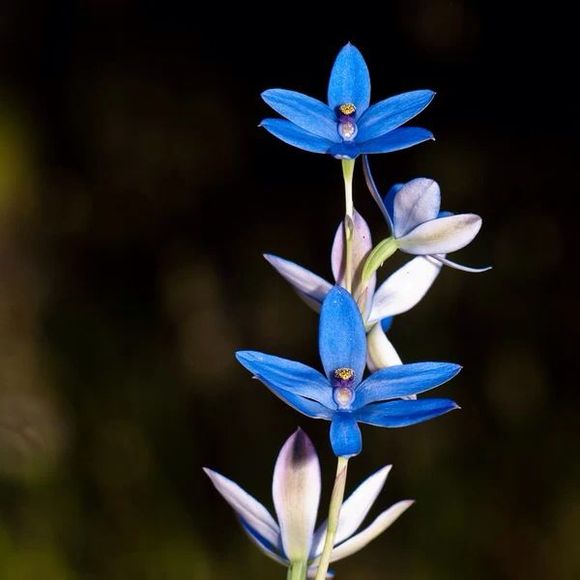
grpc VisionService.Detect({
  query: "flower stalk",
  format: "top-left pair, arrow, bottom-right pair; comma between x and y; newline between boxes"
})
314,456 -> 349,580
313,159 -> 355,579
341,158 -> 355,293
287,561 -> 308,580
360,236 -> 398,289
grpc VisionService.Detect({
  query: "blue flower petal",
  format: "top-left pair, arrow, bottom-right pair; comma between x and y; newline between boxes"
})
260,119 -> 333,154
354,362 -> 462,408
327,43 -> 371,114
236,351 -> 335,413
381,316 -> 394,333
330,413 -> 362,457
275,388 -> 335,419
261,89 -> 339,141
383,184 -> 403,225
319,286 -> 366,386
357,127 -> 434,155
327,141 -> 363,159
356,398 -> 459,428
356,90 -> 435,142
240,518 -> 287,564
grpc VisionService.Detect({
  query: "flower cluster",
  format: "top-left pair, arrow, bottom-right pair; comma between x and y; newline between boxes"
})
204,43 -> 488,579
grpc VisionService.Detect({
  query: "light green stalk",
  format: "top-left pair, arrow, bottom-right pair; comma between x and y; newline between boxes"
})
314,456 -> 349,580
341,158 -> 356,293
287,560 -> 308,580
312,160 -> 358,579
360,236 -> 398,287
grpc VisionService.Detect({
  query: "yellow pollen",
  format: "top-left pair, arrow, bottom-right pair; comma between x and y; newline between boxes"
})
338,103 -> 356,116
334,367 -> 354,381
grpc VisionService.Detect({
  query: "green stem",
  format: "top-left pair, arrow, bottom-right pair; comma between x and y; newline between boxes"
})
287,560 -> 307,580
341,158 -> 356,293
314,456 -> 349,580
360,236 -> 398,287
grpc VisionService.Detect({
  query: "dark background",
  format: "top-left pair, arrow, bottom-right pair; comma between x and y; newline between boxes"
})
0,1 -> 577,579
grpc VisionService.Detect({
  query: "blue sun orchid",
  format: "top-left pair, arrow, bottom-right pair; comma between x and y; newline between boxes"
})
260,43 -> 435,159
236,286 -> 460,457
363,157 -> 491,273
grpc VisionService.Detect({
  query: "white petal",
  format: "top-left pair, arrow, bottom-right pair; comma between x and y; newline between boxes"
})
329,500 -> 414,563
264,254 -> 332,311
432,254 -> 492,273
273,429 -> 321,562
397,214 -> 482,255
330,220 -> 344,284
366,324 -> 403,371
331,211 -> 376,319
331,210 -> 373,285
367,257 -> 442,324
311,466 -> 392,558
203,468 -> 280,549
393,178 -> 440,238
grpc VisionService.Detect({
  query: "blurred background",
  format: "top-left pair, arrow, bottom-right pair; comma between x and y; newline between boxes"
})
0,1 -> 577,578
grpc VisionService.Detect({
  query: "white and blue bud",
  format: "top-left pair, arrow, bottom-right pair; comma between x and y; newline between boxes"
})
204,429 -> 413,575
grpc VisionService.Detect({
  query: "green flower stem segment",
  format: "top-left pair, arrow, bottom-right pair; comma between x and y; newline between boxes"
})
287,561 -> 308,580
341,158 -> 356,292
360,236 -> 398,289
314,456 -> 350,580
342,158 -> 355,220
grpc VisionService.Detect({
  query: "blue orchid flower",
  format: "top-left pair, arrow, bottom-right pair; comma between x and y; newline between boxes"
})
260,43 -> 435,159
363,157 -> 491,272
236,286 -> 460,457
